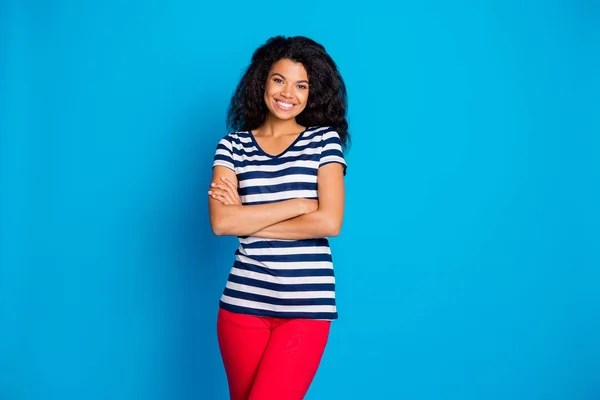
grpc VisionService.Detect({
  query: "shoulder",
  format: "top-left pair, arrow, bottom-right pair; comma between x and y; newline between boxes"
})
306,126 -> 343,147
304,126 -> 340,141
219,130 -> 248,142
217,131 -> 252,148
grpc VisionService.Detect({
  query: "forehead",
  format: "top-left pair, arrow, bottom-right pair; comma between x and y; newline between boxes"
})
269,59 -> 308,79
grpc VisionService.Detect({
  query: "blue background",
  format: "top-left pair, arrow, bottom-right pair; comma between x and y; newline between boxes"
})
1,1 -> 599,399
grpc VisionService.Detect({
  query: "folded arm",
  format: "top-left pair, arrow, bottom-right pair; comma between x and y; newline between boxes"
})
251,163 -> 345,240
208,166 -> 316,236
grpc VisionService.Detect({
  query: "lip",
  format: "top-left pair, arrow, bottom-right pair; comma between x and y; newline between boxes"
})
274,99 -> 296,112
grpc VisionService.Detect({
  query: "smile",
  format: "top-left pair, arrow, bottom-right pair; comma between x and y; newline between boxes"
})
275,100 -> 296,110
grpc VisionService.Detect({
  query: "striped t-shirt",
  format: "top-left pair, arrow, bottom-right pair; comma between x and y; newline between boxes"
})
212,125 -> 347,320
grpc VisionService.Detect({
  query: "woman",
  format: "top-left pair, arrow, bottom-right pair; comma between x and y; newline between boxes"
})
208,35 -> 349,400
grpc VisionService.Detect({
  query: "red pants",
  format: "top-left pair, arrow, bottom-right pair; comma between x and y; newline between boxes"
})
217,308 -> 331,400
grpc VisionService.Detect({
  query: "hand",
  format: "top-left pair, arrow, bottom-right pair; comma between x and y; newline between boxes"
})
208,177 -> 242,205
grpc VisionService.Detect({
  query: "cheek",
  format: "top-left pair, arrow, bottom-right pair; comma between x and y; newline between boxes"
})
264,81 -> 275,94
264,87 -> 276,103
299,92 -> 309,107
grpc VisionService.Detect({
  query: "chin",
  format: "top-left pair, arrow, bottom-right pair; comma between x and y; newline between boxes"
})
274,112 -> 299,121
269,107 -> 301,121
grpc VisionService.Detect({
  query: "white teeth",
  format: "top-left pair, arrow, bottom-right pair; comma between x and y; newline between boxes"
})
276,100 -> 294,109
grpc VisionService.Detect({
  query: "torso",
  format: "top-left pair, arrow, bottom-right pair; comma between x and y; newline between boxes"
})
212,126 -> 347,321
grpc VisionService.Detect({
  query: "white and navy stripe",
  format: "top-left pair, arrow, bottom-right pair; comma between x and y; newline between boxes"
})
213,126 -> 347,320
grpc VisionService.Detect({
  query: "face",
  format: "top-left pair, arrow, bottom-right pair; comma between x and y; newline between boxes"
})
263,58 -> 309,121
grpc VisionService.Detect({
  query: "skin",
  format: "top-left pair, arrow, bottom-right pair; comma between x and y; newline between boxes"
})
208,58 -> 345,239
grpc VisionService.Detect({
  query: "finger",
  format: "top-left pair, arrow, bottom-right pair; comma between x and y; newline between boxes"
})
212,182 -> 235,199
220,186 -> 240,205
208,189 -> 228,202
221,177 -> 237,191
209,192 -> 231,205
212,183 -> 232,193
220,178 -> 242,203
216,194 -> 231,205
212,186 -> 234,203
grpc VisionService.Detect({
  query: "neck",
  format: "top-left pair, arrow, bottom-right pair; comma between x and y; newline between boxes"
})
257,114 -> 305,137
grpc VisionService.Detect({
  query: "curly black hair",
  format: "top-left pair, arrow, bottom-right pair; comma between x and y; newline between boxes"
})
227,36 -> 350,150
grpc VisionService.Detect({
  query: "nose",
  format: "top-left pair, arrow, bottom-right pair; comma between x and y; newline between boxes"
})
280,83 -> 293,98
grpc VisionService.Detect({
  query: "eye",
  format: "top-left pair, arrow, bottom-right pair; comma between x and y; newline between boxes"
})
297,84 -> 308,90
273,78 -> 284,84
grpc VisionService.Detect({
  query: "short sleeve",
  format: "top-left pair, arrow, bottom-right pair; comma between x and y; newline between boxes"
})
212,135 -> 235,171
319,129 -> 347,175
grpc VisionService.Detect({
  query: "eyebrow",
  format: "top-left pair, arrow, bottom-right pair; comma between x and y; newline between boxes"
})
271,72 -> 309,84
